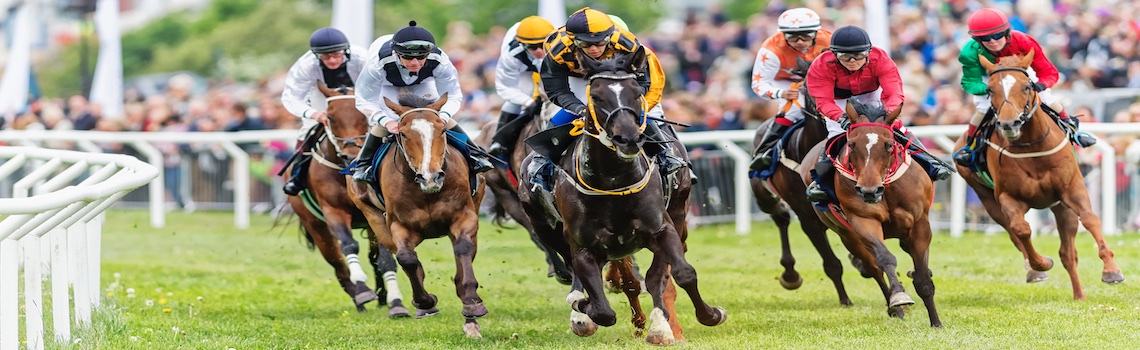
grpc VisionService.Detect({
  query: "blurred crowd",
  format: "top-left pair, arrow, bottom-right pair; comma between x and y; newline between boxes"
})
6,0 -> 1140,219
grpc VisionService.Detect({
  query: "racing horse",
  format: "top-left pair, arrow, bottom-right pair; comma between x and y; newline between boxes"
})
349,93 -> 488,338
518,48 -> 726,345
749,57 -> 852,306
802,101 -> 941,327
953,52 -> 1124,300
283,83 -> 409,317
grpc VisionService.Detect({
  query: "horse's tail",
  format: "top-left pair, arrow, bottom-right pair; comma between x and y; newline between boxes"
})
269,201 -> 316,251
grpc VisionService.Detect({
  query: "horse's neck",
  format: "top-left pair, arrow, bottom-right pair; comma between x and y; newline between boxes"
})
577,138 -> 648,182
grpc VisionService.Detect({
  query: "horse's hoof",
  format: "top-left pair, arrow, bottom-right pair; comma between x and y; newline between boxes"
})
646,308 -> 675,345
1030,257 -> 1055,272
463,318 -> 482,339
415,307 -> 440,319
355,304 -> 367,313
388,299 -> 411,318
697,306 -> 728,327
779,274 -> 803,290
646,331 -> 676,346
570,310 -> 598,337
1102,271 -> 1126,284
888,306 -> 906,319
906,269 -> 932,279
463,303 -> 488,318
354,290 -> 379,307
412,294 -> 439,310
1026,270 -> 1049,283
888,292 -> 915,308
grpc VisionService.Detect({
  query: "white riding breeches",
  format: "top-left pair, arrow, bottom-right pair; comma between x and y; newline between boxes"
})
827,88 -> 883,138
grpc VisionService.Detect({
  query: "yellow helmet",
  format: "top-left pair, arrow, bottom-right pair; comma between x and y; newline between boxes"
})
516,16 -> 555,44
565,7 -> 615,42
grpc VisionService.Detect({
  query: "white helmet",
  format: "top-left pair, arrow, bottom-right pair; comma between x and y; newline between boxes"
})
778,8 -> 822,32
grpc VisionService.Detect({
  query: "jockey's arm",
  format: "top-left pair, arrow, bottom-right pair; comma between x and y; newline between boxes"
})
354,60 -> 395,127
541,58 -> 587,116
750,47 -> 785,100
643,49 -> 665,111
806,61 -> 842,121
958,43 -> 990,96
281,54 -> 318,119
1022,36 -> 1060,88
877,62 -> 906,113
494,52 -> 535,107
431,52 -> 464,121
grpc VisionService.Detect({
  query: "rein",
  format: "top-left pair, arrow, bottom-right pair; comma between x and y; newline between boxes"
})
558,143 -> 656,196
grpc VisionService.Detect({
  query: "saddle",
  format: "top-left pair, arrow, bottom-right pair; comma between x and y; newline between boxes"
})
751,118 -> 808,181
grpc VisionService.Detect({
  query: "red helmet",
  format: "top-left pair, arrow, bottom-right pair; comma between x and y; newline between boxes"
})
967,8 -> 1010,36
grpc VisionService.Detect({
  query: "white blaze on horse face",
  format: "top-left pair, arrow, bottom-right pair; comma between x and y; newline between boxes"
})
1000,74 -> 1017,100
411,118 -> 435,173
607,83 -> 624,108
864,133 -> 879,168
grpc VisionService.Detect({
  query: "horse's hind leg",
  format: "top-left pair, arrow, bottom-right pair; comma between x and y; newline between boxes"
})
901,219 -> 941,327
366,228 -> 410,318
613,257 -> 647,337
974,185 -> 1049,282
1059,186 -> 1124,287
801,217 -> 851,306
293,205 -> 367,311
324,212 -> 378,310
648,224 -> 727,329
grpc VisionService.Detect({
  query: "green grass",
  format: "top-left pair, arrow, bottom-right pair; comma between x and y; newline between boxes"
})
54,210 -> 1140,349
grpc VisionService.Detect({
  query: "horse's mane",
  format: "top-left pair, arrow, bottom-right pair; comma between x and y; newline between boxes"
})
852,100 -> 888,123
996,55 -> 1023,66
398,94 -> 435,108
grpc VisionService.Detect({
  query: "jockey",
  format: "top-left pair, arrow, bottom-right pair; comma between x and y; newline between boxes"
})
280,27 -> 367,196
351,21 -> 494,182
953,8 -> 1097,167
748,8 -> 833,170
487,16 -> 556,156
804,26 -> 954,202
529,7 -> 684,190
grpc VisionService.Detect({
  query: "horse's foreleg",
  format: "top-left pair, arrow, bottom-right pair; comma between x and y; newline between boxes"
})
568,247 -> 615,327
366,228 -> 409,317
1060,186 -> 1124,286
613,257 -> 647,336
996,194 -> 1054,272
901,219 -> 940,327
972,185 -> 1048,282
1051,205 -> 1086,300
801,217 -> 850,306
450,211 -> 487,319
566,274 -> 598,337
323,207 -> 379,310
644,251 -> 675,345
647,223 -> 727,328
293,204 -> 361,308
764,197 -> 803,291
389,221 -> 436,318
849,217 -> 912,318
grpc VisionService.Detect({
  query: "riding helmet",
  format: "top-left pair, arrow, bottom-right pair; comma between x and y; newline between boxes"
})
565,8 -> 615,43
830,26 -> 872,53
309,27 -> 350,54
392,21 -> 436,54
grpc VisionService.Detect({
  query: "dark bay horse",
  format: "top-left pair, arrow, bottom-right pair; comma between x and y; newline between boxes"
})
954,53 -> 1124,300
284,84 -> 409,317
349,93 -> 488,338
749,57 -> 852,306
475,99 -> 573,284
801,101 -> 941,327
519,49 -> 725,345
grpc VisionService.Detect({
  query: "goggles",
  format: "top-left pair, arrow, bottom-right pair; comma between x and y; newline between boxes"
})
783,32 -> 817,43
398,52 -> 428,60
836,51 -> 870,62
572,39 -> 609,49
972,31 -> 1008,42
525,43 -> 544,50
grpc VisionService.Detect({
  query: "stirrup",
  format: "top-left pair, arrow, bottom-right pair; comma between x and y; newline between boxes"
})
1073,132 -> 1097,148
952,147 -> 973,167
749,150 -> 775,170
352,166 -> 373,182
471,157 -> 494,173
658,152 -> 686,175
487,142 -> 507,156
806,181 -> 828,202
283,180 -> 303,196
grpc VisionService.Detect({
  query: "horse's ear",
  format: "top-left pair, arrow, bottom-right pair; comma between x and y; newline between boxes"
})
887,103 -> 903,124
384,97 -> 408,116
575,50 -> 601,75
845,100 -> 860,121
628,46 -> 647,72
428,93 -> 449,111
317,82 -> 336,97
1018,51 -> 1035,68
978,54 -> 997,73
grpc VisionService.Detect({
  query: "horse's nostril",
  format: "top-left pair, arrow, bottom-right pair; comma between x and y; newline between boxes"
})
612,136 -> 628,145
414,174 -> 425,184
435,172 -> 445,182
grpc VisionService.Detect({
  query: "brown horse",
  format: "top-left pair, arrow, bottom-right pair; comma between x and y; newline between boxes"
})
954,53 -> 1124,300
519,49 -> 725,345
749,57 -> 852,306
475,100 -> 573,284
283,84 -> 409,317
349,93 -> 488,338
802,101 -> 941,327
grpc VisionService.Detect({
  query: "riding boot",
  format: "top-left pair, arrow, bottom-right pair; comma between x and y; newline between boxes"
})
1062,116 -> 1098,148
749,123 -> 790,171
642,121 -> 687,175
953,124 -> 979,167
528,154 -> 555,192
448,124 -> 495,173
805,148 -> 834,202
352,131 -> 384,182
487,111 -> 520,156
895,129 -> 954,181
283,155 -> 311,196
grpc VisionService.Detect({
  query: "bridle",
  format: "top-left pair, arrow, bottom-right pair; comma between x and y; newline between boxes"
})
987,66 -> 1043,145
569,72 -> 648,151
315,94 -> 368,168
391,107 -> 449,179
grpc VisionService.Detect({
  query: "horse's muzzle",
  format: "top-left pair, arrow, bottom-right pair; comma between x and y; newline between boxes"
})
414,171 -> 446,193
855,185 -> 885,204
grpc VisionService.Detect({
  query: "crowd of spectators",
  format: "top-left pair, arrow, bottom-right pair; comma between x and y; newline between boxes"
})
6,0 -> 1140,220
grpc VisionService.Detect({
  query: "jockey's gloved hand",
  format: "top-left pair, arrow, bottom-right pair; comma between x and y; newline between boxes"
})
839,114 -> 851,130
1031,82 -> 1047,92
576,107 -> 590,119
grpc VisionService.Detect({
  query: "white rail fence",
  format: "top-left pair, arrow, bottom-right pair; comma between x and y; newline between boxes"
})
1,123 -> 1138,237
0,147 -> 157,350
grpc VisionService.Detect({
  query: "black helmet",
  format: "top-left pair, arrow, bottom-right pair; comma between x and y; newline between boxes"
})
830,26 -> 872,53
309,27 -> 350,54
392,21 -> 436,54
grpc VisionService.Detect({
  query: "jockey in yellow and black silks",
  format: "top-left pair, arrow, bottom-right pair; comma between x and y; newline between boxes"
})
528,8 -> 682,191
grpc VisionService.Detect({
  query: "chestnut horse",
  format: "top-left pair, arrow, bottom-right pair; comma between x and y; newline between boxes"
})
954,53 -> 1124,300
475,99 -> 573,284
519,49 -> 726,345
349,94 -> 488,338
802,101 -> 941,327
749,57 -> 852,306
284,84 -> 409,317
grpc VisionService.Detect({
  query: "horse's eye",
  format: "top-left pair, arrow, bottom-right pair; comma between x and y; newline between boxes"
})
1023,85 -> 1031,92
